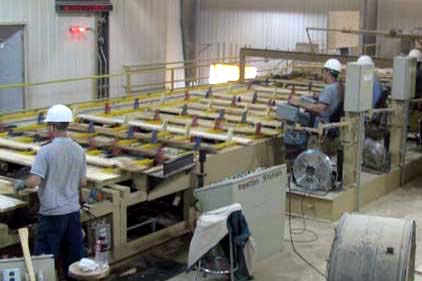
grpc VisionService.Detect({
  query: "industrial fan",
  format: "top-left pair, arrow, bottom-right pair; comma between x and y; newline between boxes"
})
293,149 -> 337,192
362,138 -> 390,174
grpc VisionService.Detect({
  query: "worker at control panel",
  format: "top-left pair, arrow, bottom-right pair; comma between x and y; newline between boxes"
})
287,58 -> 344,156
14,104 -> 86,279
408,49 -> 422,98
288,58 -> 344,128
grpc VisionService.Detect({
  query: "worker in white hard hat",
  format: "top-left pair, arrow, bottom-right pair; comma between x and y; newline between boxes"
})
288,58 -> 344,156
357,55 -> 385,108
15,104 -> 86,279
289,58 -> 344,126
408,49 -> 422,98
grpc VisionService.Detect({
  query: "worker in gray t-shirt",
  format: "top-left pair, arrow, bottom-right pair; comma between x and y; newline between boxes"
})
289,58 -> 344,126
15,104 -> 86,279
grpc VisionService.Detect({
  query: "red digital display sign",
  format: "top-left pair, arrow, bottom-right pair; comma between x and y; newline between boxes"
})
56,1 -> 112,13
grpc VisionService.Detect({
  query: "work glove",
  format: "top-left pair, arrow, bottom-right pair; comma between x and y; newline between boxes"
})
14,179 -> 25,192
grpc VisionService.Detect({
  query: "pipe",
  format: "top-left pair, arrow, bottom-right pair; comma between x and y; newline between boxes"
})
181,0 -> 198,86
368,108 -> 396,114
306,27 -> 422,40
354,112 -> 365,211
337,146 -> 344,185
400,101 -> 410,186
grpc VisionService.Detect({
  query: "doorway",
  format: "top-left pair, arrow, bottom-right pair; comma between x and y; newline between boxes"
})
0,25 -> 25,113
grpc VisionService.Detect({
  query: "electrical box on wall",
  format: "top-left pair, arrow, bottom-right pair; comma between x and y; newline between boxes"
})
392,56 -> 417,101
344,62 -> 374,112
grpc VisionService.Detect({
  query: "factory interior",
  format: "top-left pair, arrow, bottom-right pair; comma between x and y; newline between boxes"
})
1,0 -> 422,280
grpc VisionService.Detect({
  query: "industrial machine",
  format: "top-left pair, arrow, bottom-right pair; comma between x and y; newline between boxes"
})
276,103 -> 313,166
328,213 -> 416,281
293,149 -> 338,192
0,83 -> 283,265
362,138 -> 390,174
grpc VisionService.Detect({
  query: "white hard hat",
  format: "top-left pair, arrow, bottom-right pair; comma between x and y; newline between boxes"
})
323,58 -> 342,73
357,55 -> 374,66
45,104 -> 73,123
408,49 -> 422,62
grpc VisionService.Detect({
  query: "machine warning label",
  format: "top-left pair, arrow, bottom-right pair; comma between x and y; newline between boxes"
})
238,178 -> 259,190
263,170 -> 283,182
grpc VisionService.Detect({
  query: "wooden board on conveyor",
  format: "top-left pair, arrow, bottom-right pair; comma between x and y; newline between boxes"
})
128,120 -> 253,145
135,112 -> 281,136
69,123 -> 222,153
0,177 -> 15,195
0,148 -> 125,184
158,106 -> 280,128
0,137 -> 153,173
0,195 -> 26,213
253,85 -> 319,96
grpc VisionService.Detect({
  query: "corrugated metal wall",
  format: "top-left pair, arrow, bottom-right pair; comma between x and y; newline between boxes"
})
9,0 -> 420,109
376,0 -> 422,57
0,0 -> 96,110
109,0 -> 183,96
0,0 -> 182,109
196,0 -> 360,60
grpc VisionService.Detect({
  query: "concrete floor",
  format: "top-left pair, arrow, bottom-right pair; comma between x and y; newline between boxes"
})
166,177 -> 422,281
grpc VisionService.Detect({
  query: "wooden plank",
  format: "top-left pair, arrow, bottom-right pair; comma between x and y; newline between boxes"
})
0,178 -> 15,195
0,148 -> 123,184
0,195 -> 26,213
147,172 -> 192,201
78,114 -> 124,125
70,123 -> 220,153
158,107 -> 280,128
18,228 -> 36,281
136,112 -> 280,136
128,120 -> 253,145
198,98 -> 273,111
0,137 -> 149,172
0,138 -> 39,152
186,102 -> 271,118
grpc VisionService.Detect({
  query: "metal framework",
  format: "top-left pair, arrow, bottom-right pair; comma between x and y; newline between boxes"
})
239,48 -> 393,82
306,27 -> 422,54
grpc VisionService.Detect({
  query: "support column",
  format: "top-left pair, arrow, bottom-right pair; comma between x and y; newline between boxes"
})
390,100 -> 405,168
341,112 -> 365,211
390,56 -> 417,186
341,113 -> 360,190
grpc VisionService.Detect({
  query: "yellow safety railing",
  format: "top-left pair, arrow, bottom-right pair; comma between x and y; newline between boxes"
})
123,56 -> 242,93
0,56 -> 278,114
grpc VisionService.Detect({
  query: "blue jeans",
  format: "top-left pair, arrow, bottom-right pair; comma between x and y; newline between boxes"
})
35,211 -> 84,279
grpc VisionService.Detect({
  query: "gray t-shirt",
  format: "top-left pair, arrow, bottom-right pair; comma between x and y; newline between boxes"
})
31,137 -> 86,216
317,82 -> 342,124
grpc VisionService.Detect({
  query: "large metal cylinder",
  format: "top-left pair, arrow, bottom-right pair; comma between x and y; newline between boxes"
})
328,213 -> 416,281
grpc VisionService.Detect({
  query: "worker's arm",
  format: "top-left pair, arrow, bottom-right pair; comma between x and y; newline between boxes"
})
15,148 -> 48,191
288,96 -> 328,114
14,175 -> 41,191
79,155 -> 88,205
25,175 -> 42,189
302,102 -> 328,114
79,177 -> 87,204
80,177 -> 87,188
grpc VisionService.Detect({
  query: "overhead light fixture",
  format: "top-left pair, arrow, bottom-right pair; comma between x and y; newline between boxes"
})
209,64 -> 257,85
